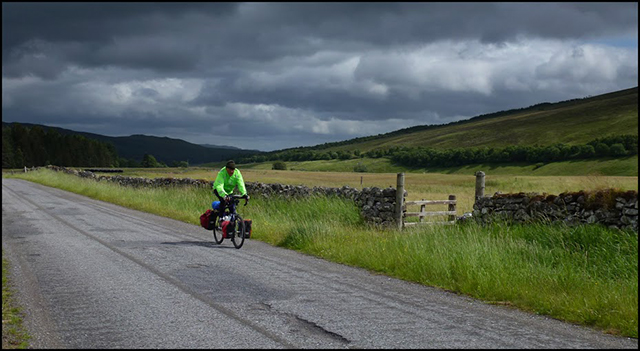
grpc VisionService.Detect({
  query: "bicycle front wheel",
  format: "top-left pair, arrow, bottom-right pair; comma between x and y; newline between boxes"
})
212,217 -> 224,244
231,217 -> 245,249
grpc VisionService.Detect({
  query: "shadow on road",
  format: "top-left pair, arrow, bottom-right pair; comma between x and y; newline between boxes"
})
161,241 -> 235,249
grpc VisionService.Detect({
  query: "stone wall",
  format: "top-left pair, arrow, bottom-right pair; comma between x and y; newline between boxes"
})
246,182 -> 404,226
473,190 -> 638,231
44,165 -> 403,226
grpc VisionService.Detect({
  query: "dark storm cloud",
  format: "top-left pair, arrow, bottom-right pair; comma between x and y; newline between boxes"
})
2,3 -> 239,50
2,2 -> 638,151
4,2 -> 636,77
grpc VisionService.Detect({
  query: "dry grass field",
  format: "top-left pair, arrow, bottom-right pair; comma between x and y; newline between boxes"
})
108,167 -> 638,216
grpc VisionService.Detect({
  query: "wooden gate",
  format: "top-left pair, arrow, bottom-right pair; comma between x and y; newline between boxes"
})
403,196 -> 457,227
394,173 -> 457,229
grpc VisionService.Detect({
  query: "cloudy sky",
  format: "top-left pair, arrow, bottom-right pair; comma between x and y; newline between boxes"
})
2,3 -> 638,151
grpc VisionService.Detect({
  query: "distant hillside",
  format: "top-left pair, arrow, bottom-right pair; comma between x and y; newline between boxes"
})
199,143 -> 240,150
301,86 -> 638,153
1,122 -> 258,165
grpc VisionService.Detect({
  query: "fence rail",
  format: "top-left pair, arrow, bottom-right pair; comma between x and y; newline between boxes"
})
402,193 -> 457,228
405,200 -> 456,206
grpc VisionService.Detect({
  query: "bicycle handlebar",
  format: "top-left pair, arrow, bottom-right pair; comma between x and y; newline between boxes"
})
229,194 -> 250,206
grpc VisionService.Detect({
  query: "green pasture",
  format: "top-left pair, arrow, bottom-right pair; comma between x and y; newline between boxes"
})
233,155 -> 638,177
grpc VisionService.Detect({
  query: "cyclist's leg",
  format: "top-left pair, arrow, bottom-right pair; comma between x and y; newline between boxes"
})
213,189 -> 227,228
213,189 -> 226,213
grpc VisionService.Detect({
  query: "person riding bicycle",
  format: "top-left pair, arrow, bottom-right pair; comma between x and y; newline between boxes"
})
213,160 -> 248,216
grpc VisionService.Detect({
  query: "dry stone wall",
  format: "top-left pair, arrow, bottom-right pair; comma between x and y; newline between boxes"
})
473,190 -> 638,232
44,165 -> 403,226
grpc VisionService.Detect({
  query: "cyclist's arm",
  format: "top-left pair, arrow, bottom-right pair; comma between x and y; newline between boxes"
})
235,170 -> 247,196
213,170 -> 228,196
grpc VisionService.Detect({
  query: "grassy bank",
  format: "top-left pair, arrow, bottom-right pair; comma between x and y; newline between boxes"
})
2,253 -> 30,349
3,169 -> 638,338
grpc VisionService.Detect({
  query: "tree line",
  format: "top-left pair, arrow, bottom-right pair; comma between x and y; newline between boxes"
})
389,134 -> 637,168
238,134 -> 638,167
2,123 -> 119,168
2,123 -> 192,169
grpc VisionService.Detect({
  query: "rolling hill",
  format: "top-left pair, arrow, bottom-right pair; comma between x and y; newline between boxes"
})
1,122 -> 258,165
298,86 -> 638,153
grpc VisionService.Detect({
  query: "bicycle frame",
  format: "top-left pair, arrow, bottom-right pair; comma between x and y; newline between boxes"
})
213,194 -> 249,248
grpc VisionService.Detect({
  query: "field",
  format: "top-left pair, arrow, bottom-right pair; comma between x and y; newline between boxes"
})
2,166 -> 638,338
96,159 -> 638,216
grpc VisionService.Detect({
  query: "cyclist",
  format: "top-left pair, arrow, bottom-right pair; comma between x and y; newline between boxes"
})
213,160 -> 248,216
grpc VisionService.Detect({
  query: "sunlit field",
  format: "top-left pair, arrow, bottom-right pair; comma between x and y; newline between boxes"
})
85,166 -> 638,216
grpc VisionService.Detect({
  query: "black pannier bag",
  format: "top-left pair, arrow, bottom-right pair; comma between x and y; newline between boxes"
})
243,219 -> 252,238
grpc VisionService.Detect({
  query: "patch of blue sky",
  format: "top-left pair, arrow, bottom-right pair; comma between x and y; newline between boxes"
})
585,36 -> 638,49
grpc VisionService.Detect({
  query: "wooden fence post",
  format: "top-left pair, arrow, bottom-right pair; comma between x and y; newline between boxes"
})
419,199 -> 425,222
448,195 -> 456,222
475,171 -> 485,199
396,173 -> 405,230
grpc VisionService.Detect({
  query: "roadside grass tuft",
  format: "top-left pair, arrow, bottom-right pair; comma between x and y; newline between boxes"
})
2,253 -> 31,349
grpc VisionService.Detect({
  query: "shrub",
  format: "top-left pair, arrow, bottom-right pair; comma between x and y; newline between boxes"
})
594,143 -> 610,157
609,143 -> 627,157
353,163 -> 368,172
272,161 -> 287,170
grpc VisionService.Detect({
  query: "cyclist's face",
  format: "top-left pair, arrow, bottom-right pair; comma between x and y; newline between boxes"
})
226,168 -> 235,176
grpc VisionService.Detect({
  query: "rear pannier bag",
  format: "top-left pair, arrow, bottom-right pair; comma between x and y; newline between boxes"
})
243,219 -> 252,238
200,209 -> 215,230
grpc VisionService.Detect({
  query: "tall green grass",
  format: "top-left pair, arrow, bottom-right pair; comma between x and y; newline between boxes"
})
4,169 -> 638,338
304,222 -> 637,337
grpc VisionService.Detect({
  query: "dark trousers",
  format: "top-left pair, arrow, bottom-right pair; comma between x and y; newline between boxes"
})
214,189 -> 226,210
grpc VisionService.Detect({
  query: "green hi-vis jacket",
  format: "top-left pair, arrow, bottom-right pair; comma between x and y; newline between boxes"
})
213,167 -> 247,196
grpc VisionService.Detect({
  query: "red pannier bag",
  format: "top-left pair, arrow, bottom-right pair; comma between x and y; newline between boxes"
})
200,209 -> 215,230
221,220 -> 231,238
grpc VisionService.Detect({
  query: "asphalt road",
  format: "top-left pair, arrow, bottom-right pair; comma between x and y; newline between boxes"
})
2,178 -> 637,349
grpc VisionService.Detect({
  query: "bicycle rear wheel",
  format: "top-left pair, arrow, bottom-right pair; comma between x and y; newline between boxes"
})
212,217 -> 224,244
231,216 -> 245,249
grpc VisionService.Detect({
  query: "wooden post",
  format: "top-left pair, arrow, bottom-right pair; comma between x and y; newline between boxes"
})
419,199 -> 425,222
361,176 -> 363,186
448,195 -> 456,222
475,171 -> 485,199
395,173 -> 405,230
